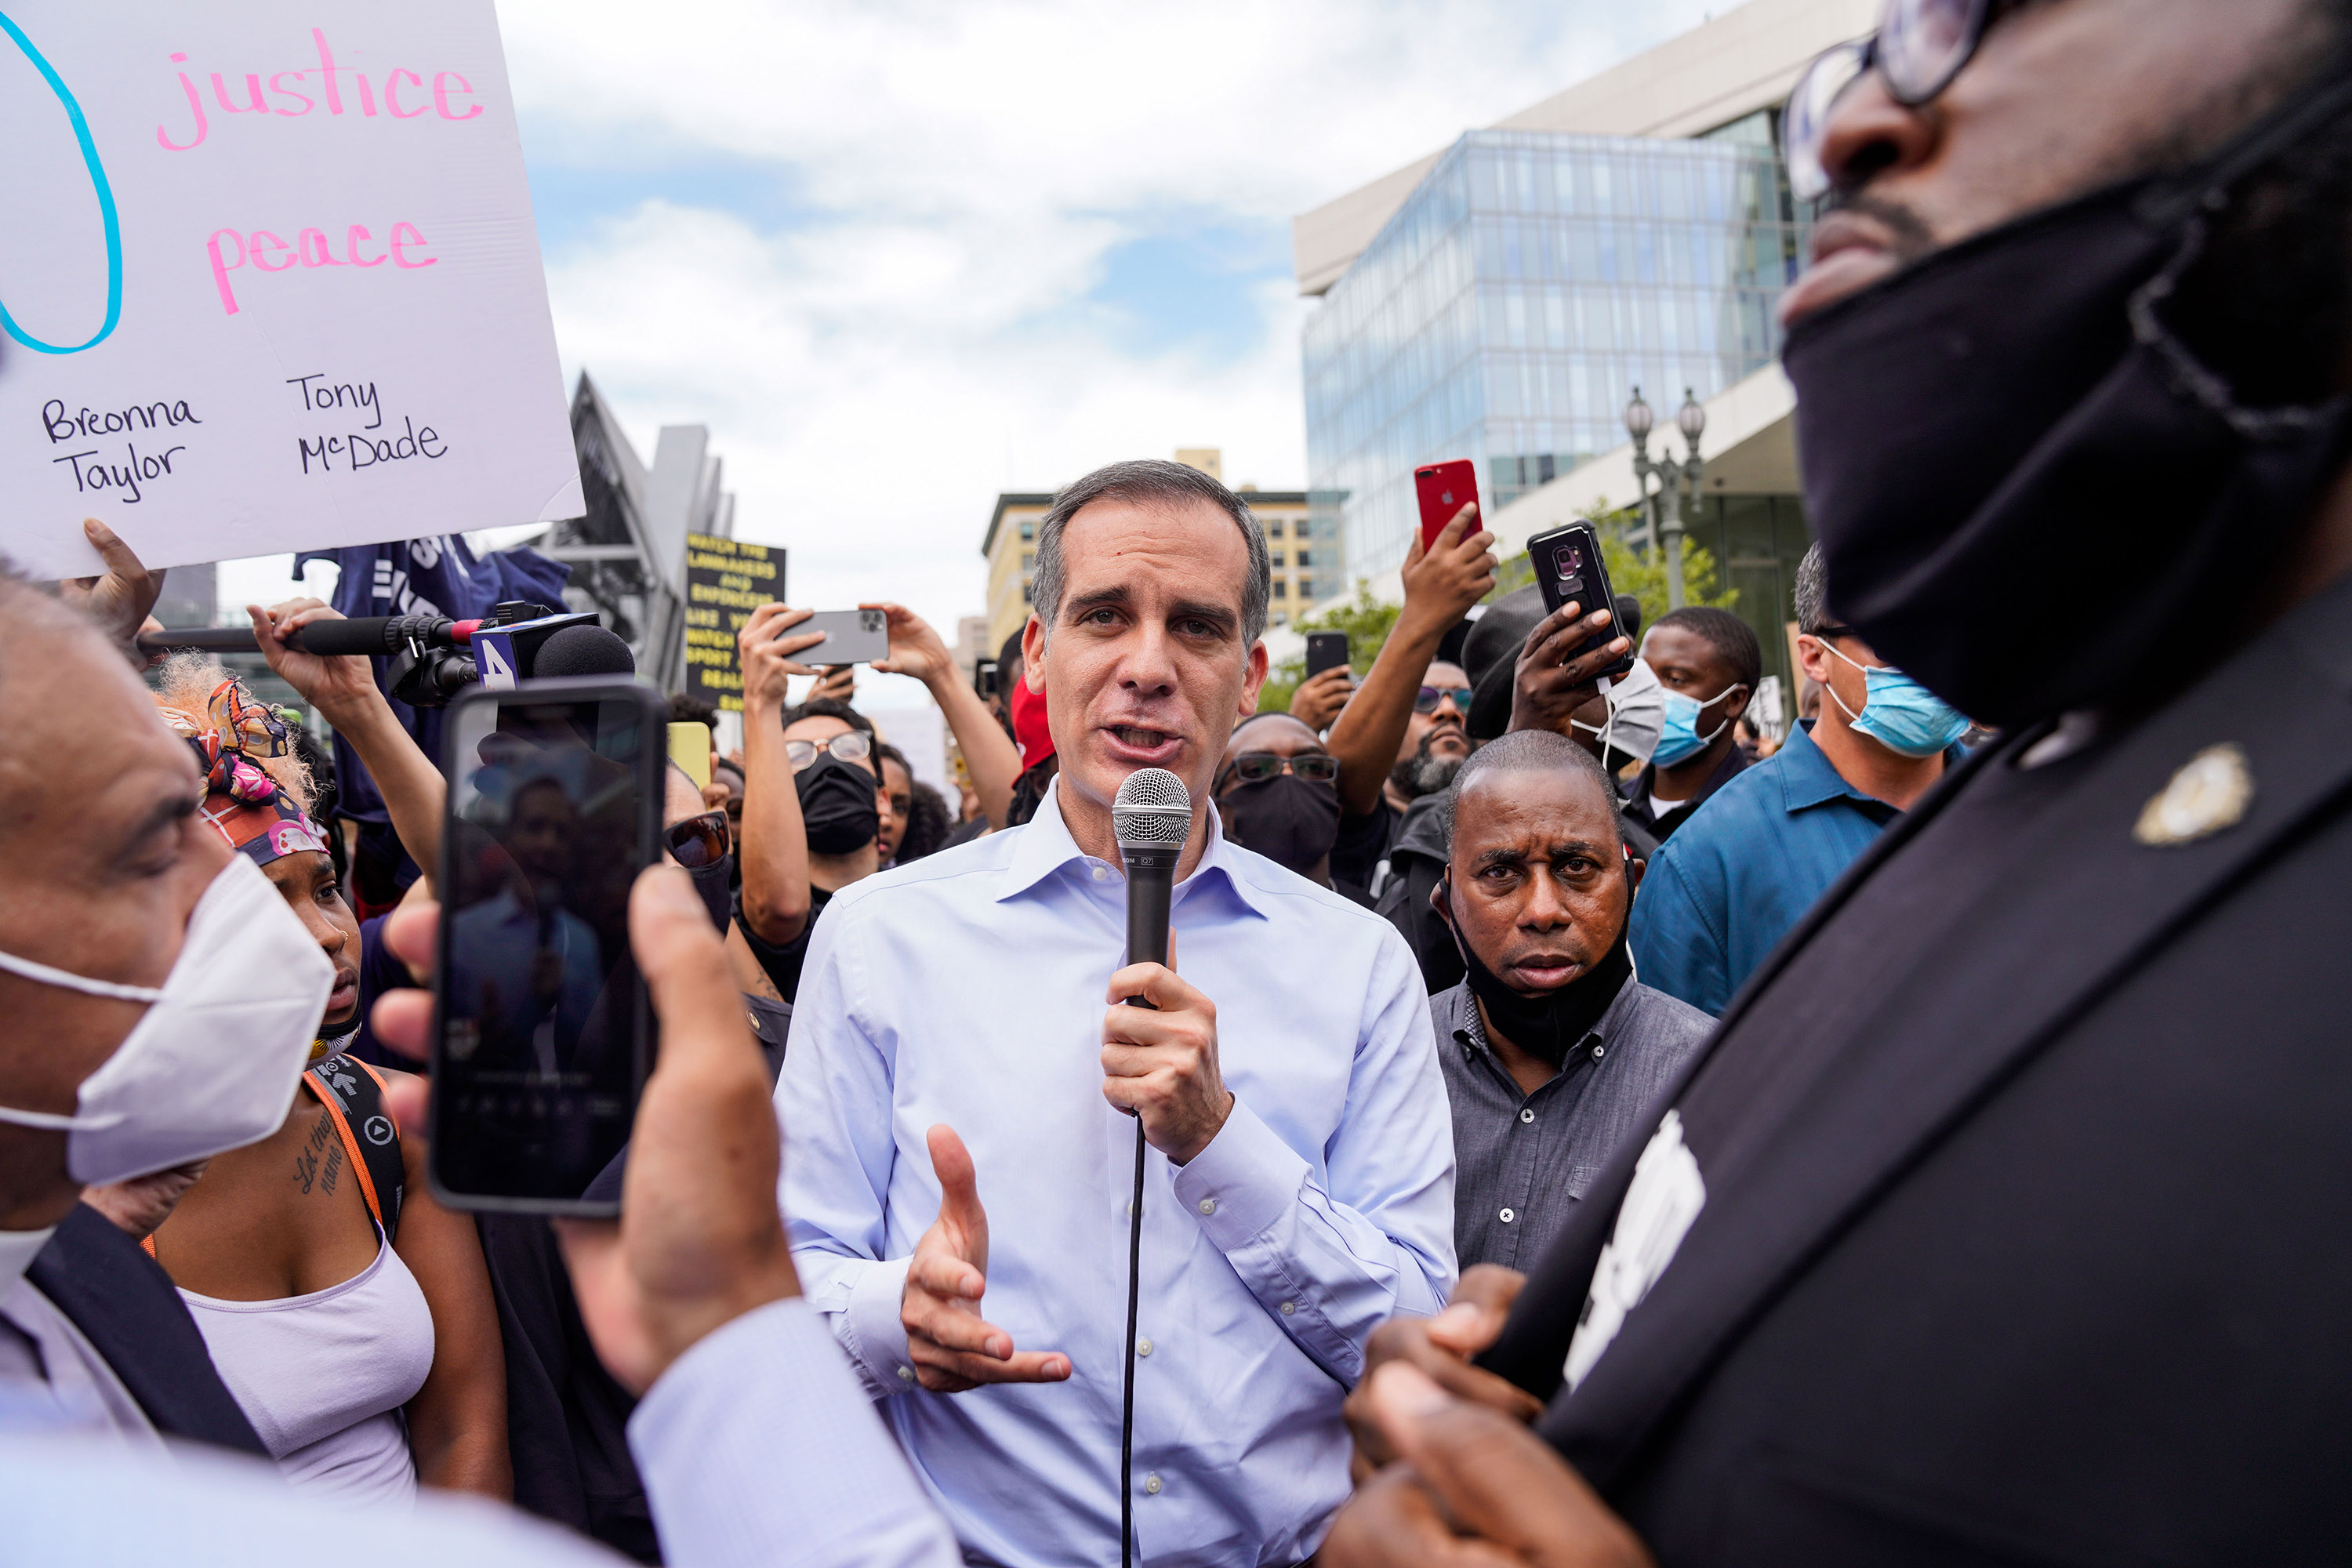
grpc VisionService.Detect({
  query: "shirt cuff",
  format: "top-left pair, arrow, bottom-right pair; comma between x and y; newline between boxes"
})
632,1297 -> 958,1568
844,1254 -> 917,1395
1169,1094 -> 1308,1250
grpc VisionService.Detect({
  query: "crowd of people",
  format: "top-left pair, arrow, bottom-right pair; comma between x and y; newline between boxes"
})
6,0 -> 2352,1559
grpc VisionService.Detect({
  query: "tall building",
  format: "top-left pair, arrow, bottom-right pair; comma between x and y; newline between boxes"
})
1294,0 -> 1872,695
980,454 -> 1318,652
543,372 -> 739,692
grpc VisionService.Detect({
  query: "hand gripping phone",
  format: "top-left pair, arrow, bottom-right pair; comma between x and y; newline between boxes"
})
430,678 -> 664,1214
1414,459 -> 1480,553
1305,632 -> 1350,679
1526,521 -> 1639,684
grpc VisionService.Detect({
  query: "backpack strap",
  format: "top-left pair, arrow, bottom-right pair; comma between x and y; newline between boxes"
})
302,1055 -> 404,1243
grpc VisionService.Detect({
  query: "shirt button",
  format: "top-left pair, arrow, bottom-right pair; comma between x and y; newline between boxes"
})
1145,1474 -> 1163,1495
1592,1044 -> 1606,1059
1198,1197 -> 1217,1215
1092,865 -> 1109,881
1519,1108 -> 1536,1123
1499,1207 -> 1516,1224
1279,1300 -> 1295,1316
1137,1338 -> 1153,1357
898,1365 -> 915,1383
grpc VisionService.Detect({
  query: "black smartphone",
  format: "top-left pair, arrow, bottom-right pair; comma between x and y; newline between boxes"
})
430,678 -> 665,1214
975,659 -> 1000,701
1526,522 -> 1638,682
1305,632 -> 1350,679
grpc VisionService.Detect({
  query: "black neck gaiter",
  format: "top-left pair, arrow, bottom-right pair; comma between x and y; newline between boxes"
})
1784,72 -> 2352,729
1441,872 -> 1634,1069
796,755 -> 880,855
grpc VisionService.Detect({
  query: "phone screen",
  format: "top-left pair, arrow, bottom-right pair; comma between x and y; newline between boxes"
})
430,689 -> 657,1210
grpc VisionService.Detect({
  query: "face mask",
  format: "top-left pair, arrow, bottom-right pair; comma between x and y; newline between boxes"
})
0,855 -> 333,1185
685,851 -> 735,932
1817,642 -> 1970,759
1784,71 -> 2352,728
1650,683 -> 1741,770
1219,775 -> 1341,876
795,754 -> 882,856
1572,658 -> 1665,769
1439,869 -> 1634,1069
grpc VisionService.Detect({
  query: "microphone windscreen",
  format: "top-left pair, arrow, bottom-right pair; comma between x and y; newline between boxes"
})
531,624 -> 636,681
1112,768 -> 1191,851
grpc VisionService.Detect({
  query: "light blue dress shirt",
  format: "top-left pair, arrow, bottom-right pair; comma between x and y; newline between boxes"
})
779,782 -> 1458,1568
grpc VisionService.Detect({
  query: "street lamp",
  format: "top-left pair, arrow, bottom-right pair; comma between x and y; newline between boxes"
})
1625,385 -> 1708,609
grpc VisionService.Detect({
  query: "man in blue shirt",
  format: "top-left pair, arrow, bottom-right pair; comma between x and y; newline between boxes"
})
779,459 -> 1456,1568
1630,547 -> 1969,1016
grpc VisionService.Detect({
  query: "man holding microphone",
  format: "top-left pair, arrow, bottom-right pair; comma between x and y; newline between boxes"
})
778,459 -> 1457,1566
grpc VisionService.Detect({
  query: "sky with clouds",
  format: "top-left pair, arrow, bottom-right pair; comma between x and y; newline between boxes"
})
227,0 -> 1722,652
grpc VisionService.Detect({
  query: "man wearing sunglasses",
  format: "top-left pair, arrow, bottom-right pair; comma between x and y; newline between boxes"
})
1214,713 -> 1347,887
1325,1 -> 2352,1563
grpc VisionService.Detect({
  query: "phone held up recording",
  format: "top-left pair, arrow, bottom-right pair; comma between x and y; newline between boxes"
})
793,609 -> 891,666
1526,521 -> 1638,684
430,678 -> 666,1215
1305,632 -> 1350,681
1413,459 -> 1479,554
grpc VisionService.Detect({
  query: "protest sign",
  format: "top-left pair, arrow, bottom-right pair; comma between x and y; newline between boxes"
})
0,2 -> 582,580
682,533 -> 785,712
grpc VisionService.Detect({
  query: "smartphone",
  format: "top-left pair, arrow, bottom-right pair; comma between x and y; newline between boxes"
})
1305,632 -> 1350,679
1526,521 -> 1638,683
1414,459 -> 1480,553
796,608 -> 891,665
430,678 -> 665,1214
974,659 -> 1000,701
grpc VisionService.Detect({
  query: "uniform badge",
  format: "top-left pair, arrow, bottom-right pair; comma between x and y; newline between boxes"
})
2133,743 -> 2254,847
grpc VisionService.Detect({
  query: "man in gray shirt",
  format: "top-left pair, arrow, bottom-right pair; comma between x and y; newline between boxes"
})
1425,731 -> 1712,1271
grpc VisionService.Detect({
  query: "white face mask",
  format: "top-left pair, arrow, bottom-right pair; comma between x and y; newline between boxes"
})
0,855 -> 334,1185
1571,657 -> 1666,768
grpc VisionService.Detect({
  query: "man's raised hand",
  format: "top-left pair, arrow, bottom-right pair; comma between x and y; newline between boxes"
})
901,1123 -> 1072,1392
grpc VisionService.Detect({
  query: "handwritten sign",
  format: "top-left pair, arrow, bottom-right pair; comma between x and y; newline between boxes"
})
0,3 -> 583,580
682,532 -> 785,712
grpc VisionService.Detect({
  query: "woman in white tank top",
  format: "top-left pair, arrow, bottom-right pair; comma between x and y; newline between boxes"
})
87,668 -> 510,1503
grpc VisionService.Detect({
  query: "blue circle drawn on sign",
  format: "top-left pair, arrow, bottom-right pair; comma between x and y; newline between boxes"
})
0,9 -> 123,355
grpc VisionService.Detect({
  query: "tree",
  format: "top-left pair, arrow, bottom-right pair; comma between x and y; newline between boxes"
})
1257,579 -> 1399,713
1490,496 -> 1737,632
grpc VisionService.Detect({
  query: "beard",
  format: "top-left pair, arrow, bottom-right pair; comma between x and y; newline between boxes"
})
1390,739 -> 1466,800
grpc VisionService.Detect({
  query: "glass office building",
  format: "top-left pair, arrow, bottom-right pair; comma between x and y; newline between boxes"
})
1302,117 -> 1809,586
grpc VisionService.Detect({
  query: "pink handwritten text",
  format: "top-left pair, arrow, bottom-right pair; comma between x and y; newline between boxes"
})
159,30 -> 484,151
207,223 -> 436,316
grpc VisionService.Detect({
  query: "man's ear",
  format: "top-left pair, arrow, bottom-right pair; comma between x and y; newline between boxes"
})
1793,633 -> 1833,688
1625,855 -> 1646,897
1020,615 -> 1047,693
1238,640 -> 1270,717
1722,683 -> 1753,724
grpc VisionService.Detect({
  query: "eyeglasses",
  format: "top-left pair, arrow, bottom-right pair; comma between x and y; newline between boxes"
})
1224,752 -> 1340,785
1414,685 -> 1475,715
664,810 -> 730,869
1784,0 -> 2027,201
785,731 -> 872,772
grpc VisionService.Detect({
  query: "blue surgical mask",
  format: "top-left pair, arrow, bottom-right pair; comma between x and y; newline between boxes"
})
1651,683 -> 1741,768
1820,642 -> 1970,758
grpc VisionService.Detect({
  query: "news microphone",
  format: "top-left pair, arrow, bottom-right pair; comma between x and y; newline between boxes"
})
135,614 -> 481,657
1109,767 -> 1191,1568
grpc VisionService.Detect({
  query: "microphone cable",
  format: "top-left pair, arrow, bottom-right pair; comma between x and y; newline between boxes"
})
1120,1111 -> 1145,1568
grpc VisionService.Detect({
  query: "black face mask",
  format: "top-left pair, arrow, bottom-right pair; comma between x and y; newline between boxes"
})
1439,869 -> 1634,1070
685,851 -> 734,933
796,754 -> 881,855
1219,775 -> 1341,876
1784,72 -> 2352,730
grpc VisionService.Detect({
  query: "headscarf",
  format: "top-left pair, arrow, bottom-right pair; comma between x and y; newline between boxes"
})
155,678 -> 332,868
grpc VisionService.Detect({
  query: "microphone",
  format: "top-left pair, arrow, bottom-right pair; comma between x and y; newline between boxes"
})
1108,766 -> 1191,1568
1112,767 -> 1190,973
136,614 -> 481,657
528,623 -> 636,680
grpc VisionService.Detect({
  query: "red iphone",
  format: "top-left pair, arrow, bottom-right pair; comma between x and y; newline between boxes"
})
1414,460 -> 1479,553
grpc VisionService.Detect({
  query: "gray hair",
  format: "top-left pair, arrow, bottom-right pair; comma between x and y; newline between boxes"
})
1438,729 -> 1624,858
1032,459 -> 1270,652
1793,543 -> 1831,636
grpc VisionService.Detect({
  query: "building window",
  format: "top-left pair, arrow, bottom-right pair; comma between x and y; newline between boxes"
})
1266,519 -> 1283,538
1022,582 -> 1033,604
1273,579 -> 1289,599
1296,550 -> 1314,568
1270,550 -> 1286,568
1020,521 -> 1034,541
1297,578 -> 1315,601
1022,550 -> 1035,569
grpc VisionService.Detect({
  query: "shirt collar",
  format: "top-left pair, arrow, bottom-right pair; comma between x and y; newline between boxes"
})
996,778 -> 1271,920
1773,720 -> 1967,814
